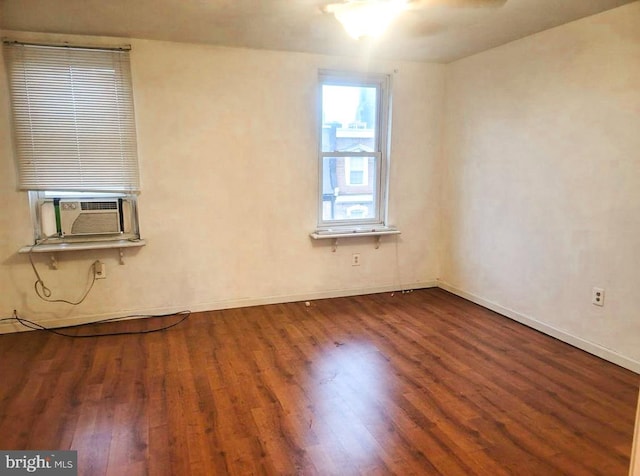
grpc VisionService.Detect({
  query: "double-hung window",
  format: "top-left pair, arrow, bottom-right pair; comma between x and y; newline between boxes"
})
3,41 -> 141,244
318,70 -> 391,230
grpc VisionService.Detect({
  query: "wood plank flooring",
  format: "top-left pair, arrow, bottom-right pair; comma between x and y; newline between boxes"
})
0,288 -> 638,475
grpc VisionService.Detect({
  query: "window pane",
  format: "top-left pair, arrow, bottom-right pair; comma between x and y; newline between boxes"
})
322,156 -> 377,222
350,170 -> 364,185
321,85 -> 377,152
346,156 -> 367,186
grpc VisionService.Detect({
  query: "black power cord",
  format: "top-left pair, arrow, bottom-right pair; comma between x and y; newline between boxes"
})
0,309 -> 191,338
12,240 -> 192,337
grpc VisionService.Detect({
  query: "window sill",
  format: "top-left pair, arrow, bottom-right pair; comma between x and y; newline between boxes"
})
19,239 -> 146,266
310,227 -> 400,251
19,238 -> 146,254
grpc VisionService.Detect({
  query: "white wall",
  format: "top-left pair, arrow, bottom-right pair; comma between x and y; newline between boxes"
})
0,32 -> 445,330
441,2 -> 640,370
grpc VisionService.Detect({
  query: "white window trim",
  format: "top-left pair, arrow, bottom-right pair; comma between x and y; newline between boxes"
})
316,70 -> 392,231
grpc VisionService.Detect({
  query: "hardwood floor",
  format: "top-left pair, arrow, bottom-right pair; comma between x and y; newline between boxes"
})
0,288 -> 638,475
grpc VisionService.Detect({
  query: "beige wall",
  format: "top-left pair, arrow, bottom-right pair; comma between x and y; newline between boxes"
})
1,6 -> 638,470
1,3 -> 639,374
0,32 -> 445,330
441,2 -> 640,370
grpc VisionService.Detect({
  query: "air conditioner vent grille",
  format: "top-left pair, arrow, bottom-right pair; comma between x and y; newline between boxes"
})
81,201 -> 118,211
71,213 -> 120,235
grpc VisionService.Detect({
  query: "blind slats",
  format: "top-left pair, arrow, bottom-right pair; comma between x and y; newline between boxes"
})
4,43 -> 141,192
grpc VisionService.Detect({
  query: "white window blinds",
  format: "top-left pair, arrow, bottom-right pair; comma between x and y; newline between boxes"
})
3,42 -> 140,192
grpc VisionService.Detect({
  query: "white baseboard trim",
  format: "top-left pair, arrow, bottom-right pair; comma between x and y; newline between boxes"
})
4,279 -> 638,374
0,281 -> 438,335
437,280 -> 640,374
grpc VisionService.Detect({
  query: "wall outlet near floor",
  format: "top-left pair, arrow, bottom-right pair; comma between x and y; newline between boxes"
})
351,253 -> 361,266
94,260 -> 106,279
592,287 -> 604,307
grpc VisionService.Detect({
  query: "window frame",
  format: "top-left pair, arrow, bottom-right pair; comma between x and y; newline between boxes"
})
3,40 -> 142,246
317,70 -> 391,231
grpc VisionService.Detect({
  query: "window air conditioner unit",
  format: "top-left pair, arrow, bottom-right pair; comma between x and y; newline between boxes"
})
58,198 -> 123,237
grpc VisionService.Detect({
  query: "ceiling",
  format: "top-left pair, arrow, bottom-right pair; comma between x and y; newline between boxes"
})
0,0 -> 635,63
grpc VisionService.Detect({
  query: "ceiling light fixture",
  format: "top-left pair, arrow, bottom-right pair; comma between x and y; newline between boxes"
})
325,0 -> 408,40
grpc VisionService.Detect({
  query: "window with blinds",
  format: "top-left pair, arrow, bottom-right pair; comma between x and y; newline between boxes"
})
3,41 -> 142,244
3,42 -> 140,193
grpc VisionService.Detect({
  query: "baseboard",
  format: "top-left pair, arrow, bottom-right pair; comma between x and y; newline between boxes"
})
5,279 -> 638,374
437,280 -> 640,374
0,281 -> 438,335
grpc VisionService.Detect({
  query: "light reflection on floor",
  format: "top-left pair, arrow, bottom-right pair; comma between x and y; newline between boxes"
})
304,339 -> 396,469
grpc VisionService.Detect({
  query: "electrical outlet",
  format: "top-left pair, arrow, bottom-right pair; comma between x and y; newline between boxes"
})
592,287 -> 604,307
94,261 -> 106,279
351,253 -> 361,266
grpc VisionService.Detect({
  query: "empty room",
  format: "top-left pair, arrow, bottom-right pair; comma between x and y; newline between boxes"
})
0,0 -> 639,474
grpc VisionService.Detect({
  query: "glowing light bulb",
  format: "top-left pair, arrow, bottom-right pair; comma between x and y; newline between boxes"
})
328,0 -> 407,40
